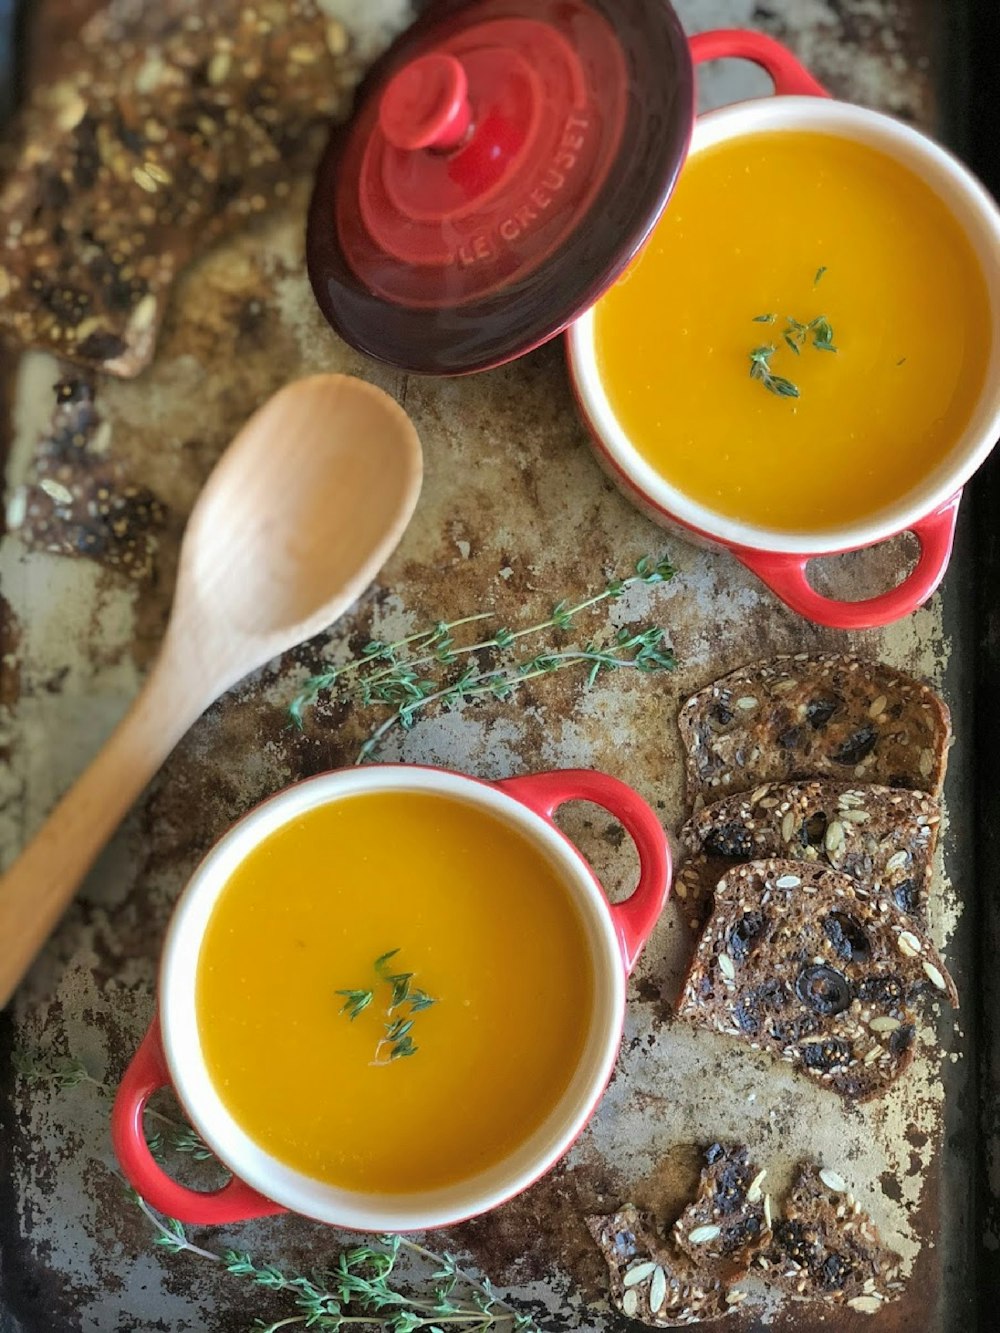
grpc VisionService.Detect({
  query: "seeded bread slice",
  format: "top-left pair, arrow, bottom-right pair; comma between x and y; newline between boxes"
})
671,1144 -> 771,1280
0,0 -> 362,376
679,656 -> 951,804
677,781 -> 940,928
676,860 -> 958,1101
587,1204 -> 743,1326
756,1163 -> 903,1313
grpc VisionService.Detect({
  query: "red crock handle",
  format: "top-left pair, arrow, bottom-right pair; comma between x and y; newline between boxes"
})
112,1019 -> 286,1226
733,495 -> 961,630
689,29 -> 830,98
495,770 -> 671,974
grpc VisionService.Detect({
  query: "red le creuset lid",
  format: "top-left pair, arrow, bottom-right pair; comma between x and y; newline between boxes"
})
307,0 -> 694,375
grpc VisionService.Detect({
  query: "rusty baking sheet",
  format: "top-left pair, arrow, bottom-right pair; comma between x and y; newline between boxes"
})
0,0 -> 990,1329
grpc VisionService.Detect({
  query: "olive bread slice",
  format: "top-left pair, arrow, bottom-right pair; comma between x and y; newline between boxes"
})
676,859 -> 957,1100
677,780 -> 939,928
679,656 -> 950,804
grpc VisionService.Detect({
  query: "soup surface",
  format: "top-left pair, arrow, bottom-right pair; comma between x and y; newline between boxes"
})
594,130 -> 992,531
196,789 -> 594,1194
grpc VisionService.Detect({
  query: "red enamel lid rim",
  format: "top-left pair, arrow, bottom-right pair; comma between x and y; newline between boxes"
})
307,0 -> 694,376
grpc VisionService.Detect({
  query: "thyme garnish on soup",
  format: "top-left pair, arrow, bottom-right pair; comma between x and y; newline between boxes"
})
337,948 -> 439,1065
748,283 -> 838,399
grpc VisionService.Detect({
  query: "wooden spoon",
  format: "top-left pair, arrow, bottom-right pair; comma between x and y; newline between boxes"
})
0,374 -> 423,1007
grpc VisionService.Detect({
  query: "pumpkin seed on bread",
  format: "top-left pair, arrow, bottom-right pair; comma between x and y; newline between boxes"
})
676,859 -> 957,1100
757,1162 -> 903,1312
677,781 -> 939,928
671,1143 -> 771,1280
679,655 -> 951,805
587,1203 -> 744,1326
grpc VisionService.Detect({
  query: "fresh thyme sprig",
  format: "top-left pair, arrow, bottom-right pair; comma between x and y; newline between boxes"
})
131,1193 -> 541,1332
337,951 -> 438,1064
748,305 -> 838,399
336,989 -> 374,1021
376,949 -> 417,1012
784,315 -> 837,354
16,1047 -> 542,1330
11,1050 -> 100,1091
356,630 -> 676,765
289,556 -> 677,760
748,344 -> 800,399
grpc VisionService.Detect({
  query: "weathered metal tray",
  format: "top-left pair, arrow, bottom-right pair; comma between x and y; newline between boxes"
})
0,1 -> 994,1329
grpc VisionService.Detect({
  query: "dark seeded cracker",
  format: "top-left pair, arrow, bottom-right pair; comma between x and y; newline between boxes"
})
0,0 -> 359,375
676,859 -> 957,1101
587,1204 -> 743,1326
677,781 -> 940,928
679,655 -> 951,805
671,1143 -> 771,1281
756,1162 -> 903,1312
10,375 -> 166,579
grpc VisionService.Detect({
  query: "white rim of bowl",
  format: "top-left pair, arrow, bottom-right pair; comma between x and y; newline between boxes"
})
158,765 -> 626,1231
568,96 -> 1000,555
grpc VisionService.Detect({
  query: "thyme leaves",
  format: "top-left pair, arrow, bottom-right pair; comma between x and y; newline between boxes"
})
748,311 -> 838,399
337,950 -> 438,1066
291,557 -> 677,762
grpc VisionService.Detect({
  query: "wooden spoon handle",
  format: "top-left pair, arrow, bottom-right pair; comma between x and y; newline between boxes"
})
0,649 -> 209,1008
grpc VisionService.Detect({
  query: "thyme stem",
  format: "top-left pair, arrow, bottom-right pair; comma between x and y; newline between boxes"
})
136,1200 -> 538,1329
332,613 -> 496,688
354,586 -> 620,693
291,556 -> 677,759
128,1188 -> 539,1330
12,1052 -> 209,1154
132,1192 -> 222,1264
354,641 -> 673,765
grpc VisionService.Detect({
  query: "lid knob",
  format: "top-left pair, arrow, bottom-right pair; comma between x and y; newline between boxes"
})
379,53 -> 473,153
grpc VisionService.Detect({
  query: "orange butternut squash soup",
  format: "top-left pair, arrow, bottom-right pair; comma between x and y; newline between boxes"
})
195,790 -> 594,1194
594,130 -> 991,531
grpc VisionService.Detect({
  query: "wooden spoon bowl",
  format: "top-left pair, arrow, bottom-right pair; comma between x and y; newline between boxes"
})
180,376 -> 421,652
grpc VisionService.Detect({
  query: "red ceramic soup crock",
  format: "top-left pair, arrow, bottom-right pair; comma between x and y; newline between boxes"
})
567,32 -> 1000,631
113,765 -> 671,1230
